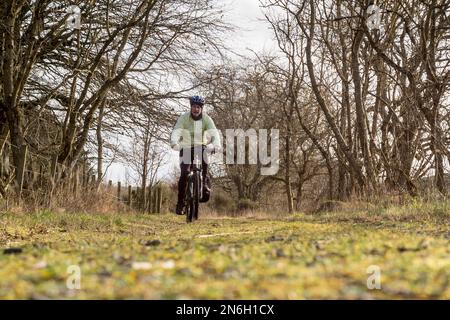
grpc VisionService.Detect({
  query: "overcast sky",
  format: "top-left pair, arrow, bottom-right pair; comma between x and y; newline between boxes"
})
106,0 -> 277,183
223,0 -> 277,56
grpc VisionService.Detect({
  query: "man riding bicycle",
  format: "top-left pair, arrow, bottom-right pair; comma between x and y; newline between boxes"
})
170,95 -> 221,215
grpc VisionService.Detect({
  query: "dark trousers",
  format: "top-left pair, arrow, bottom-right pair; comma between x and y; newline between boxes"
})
177,146 -> 208,204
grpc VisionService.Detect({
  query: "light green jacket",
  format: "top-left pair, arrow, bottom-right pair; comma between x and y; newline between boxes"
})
170,112 -> 221,149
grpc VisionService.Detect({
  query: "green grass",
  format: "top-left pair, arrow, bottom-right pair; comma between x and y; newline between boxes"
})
0,204 -> 449,299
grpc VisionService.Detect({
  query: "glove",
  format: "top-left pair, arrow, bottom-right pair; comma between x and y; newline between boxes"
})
206,143 -> 221,154
206,144 -> 215,154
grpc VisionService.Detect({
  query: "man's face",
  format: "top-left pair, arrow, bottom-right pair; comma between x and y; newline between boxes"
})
191,104 -> 202,117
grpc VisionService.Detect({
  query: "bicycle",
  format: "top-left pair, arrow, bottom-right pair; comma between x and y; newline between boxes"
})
183,147 -> 204,223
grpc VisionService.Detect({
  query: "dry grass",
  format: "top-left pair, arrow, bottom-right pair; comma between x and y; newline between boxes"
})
306,197 -> 450,227
1,185 -> 134,216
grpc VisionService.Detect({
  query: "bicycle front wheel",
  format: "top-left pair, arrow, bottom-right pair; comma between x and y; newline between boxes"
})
192,173 -> 200,221
186,175 -> 194,223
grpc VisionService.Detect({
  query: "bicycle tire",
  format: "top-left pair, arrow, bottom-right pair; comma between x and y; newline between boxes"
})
186,175 -> 194,223
193,172 -> 200,220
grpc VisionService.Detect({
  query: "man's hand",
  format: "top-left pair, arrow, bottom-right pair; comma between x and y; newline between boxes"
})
206,144 -> 214,153
171,143 -> 181,151
206,144 -> 221,155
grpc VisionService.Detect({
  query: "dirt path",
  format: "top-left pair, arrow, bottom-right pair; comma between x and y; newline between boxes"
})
0,211 -> 449,299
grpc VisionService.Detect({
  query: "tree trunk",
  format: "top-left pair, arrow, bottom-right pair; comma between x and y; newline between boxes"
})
285,135 -> 294,213
431,121 -> 446,194
2,4 -> 27,192
96,100 -> 106,187
295,176 -> 304,211
351,26 -> 376,192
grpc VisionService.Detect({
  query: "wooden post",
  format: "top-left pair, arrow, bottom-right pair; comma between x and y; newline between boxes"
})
147,185 -> 153,213
128,185 -> 132,207
117,181 -> 121,201
39,164 -> 44,188
141,185 -> 146,213
81,161 -> 87,189
153,184 -> 157,213
136,187 -> 141,210
16,145 -> 28,197
151,186 -> 157,213
50,154 -> 58,182
47,154 -> 58,207
156,184 -> 162,214
85,174 -> 90,188
65,168 -> 72,195
26,154 -> 36,190
73,166 -> 79,196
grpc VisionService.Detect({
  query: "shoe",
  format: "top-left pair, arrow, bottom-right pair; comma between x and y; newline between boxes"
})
175,202 -> 184,215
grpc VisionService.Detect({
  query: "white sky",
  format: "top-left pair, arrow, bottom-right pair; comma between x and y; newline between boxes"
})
105,0 -> 278,184
222,0 -> 277,56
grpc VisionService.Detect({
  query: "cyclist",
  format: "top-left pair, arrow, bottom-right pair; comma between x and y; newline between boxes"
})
170,95 -> 221,215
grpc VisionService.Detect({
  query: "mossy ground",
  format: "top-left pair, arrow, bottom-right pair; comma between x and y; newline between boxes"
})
0,204 -> 449,299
